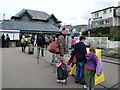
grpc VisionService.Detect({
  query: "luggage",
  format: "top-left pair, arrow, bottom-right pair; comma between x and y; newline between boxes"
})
28,44 -> 34,54
56,62 -> 68,85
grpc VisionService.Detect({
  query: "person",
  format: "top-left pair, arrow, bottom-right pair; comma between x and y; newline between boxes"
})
56,27 -> 69,83
31,34 -> 35,46
21,35 -> 26,52
5,34 -> 10,48
57,27 -> 69,63
1,34 -> 5,48
36,32 -> 45,58
85,48 -> 99,90
44,35 -> 49,49
71,36 -> 76,48
72,36 -> 87,85
34,34 -> 37,46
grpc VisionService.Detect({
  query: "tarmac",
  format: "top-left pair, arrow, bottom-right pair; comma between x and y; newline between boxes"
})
0,47 -> 119,89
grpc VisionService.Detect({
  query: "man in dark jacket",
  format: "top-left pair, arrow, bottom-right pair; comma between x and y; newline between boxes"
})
72,36 -> 87,85
36,32 -> 45,57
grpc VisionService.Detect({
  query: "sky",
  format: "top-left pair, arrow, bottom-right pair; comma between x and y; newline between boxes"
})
0,0 -> 119,25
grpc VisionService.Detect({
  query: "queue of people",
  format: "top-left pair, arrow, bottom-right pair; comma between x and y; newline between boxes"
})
19,28 -> 100,90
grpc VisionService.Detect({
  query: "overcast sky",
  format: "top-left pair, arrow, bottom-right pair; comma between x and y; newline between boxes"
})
0,0 -> 119,25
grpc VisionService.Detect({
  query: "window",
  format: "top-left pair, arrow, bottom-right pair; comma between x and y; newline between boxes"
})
95,12 -> 99,17
95,21 -> 99,25
110,9 -> 112,12
103,10 -> 107,14
99,20 -> 104,25
105,19 -> 109,24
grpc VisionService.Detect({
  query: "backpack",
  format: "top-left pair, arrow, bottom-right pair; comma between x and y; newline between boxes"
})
37,36 -> 43,44
96,60 -> 104,76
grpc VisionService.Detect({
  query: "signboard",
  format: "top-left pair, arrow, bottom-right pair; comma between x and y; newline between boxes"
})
0,29 -> 20,40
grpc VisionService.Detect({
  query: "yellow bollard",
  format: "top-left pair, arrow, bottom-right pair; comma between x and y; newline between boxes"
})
69,48 -> 105,85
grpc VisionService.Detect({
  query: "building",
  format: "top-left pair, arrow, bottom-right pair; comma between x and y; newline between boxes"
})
91,2 -> 120,28
11,9 -> 61,28
0,9 -> 61,46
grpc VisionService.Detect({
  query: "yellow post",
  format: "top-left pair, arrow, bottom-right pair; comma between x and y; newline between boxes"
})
69,48 -> 105,85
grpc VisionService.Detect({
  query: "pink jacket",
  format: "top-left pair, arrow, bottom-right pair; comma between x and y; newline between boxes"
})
71,39 -> 76,45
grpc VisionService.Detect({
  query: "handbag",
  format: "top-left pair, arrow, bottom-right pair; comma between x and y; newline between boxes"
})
72,55 -> 76,64
48,42 -> 60,54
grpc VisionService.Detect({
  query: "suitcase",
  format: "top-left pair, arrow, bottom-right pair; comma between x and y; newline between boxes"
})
28,44 -> 34,54
57,62 -> 68,85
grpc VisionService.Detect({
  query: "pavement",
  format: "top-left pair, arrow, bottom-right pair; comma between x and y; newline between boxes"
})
1,47 -> 119,89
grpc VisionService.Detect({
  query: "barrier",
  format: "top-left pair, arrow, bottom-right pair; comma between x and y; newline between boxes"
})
69,48 -> 105,85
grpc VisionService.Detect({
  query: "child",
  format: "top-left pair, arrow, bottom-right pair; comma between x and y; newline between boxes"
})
85,48 -> 99,90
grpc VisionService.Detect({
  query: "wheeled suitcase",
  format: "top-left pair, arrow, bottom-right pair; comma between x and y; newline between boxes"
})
56,62 -> 68,85
28,44 -> 34,54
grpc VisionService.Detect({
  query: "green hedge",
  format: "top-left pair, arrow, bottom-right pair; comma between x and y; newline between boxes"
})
83,26 -> 120,41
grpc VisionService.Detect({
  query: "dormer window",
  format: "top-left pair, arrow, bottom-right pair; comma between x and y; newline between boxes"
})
22,16 -> 29,21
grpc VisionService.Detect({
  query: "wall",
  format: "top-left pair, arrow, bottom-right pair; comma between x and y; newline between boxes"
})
86,37 -> 120,49
107,40 -> 120,49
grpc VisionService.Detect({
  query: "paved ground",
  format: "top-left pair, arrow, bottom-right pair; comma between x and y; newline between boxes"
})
0,48 -> 2,89
1,47 -> 119,89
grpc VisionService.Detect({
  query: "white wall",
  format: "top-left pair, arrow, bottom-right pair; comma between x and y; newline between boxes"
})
108,41 -> 120,49
86,37 -> 120,49
118,1 -> 120,6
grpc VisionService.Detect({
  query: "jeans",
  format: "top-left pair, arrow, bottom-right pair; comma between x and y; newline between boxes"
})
86,70 -> 96,90
75,62 -> 85,83
37,46 -> 44,57
21,44 -> 26,52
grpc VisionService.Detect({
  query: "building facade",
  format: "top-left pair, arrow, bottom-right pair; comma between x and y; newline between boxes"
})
91,2 -> 120,28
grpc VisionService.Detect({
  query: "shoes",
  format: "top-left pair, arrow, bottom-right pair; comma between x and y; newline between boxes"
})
80,81 -> 86,85
57,79 -> 66,83
84,85 -> 88,89
61,79 -> 66,83
57,79 -> 62,83
75,81 -> 79,83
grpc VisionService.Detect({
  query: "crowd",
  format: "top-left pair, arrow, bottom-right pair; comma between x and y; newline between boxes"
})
20,28 -> 102,90
0,27 -> 101,90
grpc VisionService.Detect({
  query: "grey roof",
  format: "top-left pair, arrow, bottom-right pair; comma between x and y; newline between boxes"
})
91,6 -> 115,14
2,20 -> 61,32
74,25 -> 88,32
12,9 -> 50,20
61,25 -> 74,31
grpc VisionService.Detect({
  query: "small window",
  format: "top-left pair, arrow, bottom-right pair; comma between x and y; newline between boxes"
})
95,12 -> 99,17
104,19 -> 109,24
100,20 -> 104,25
95,21 -> 100,25
103,10 -> 106,14
110,9 -> 112,12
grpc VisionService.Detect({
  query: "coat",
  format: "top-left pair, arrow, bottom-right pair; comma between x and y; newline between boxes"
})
57,34 -> 68,56
72,42 -> 87,63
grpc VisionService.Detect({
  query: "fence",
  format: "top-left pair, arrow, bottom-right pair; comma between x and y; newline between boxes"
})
86,37 -> 120,49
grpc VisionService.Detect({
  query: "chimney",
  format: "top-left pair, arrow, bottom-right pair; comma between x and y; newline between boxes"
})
3,13 -> 5,20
